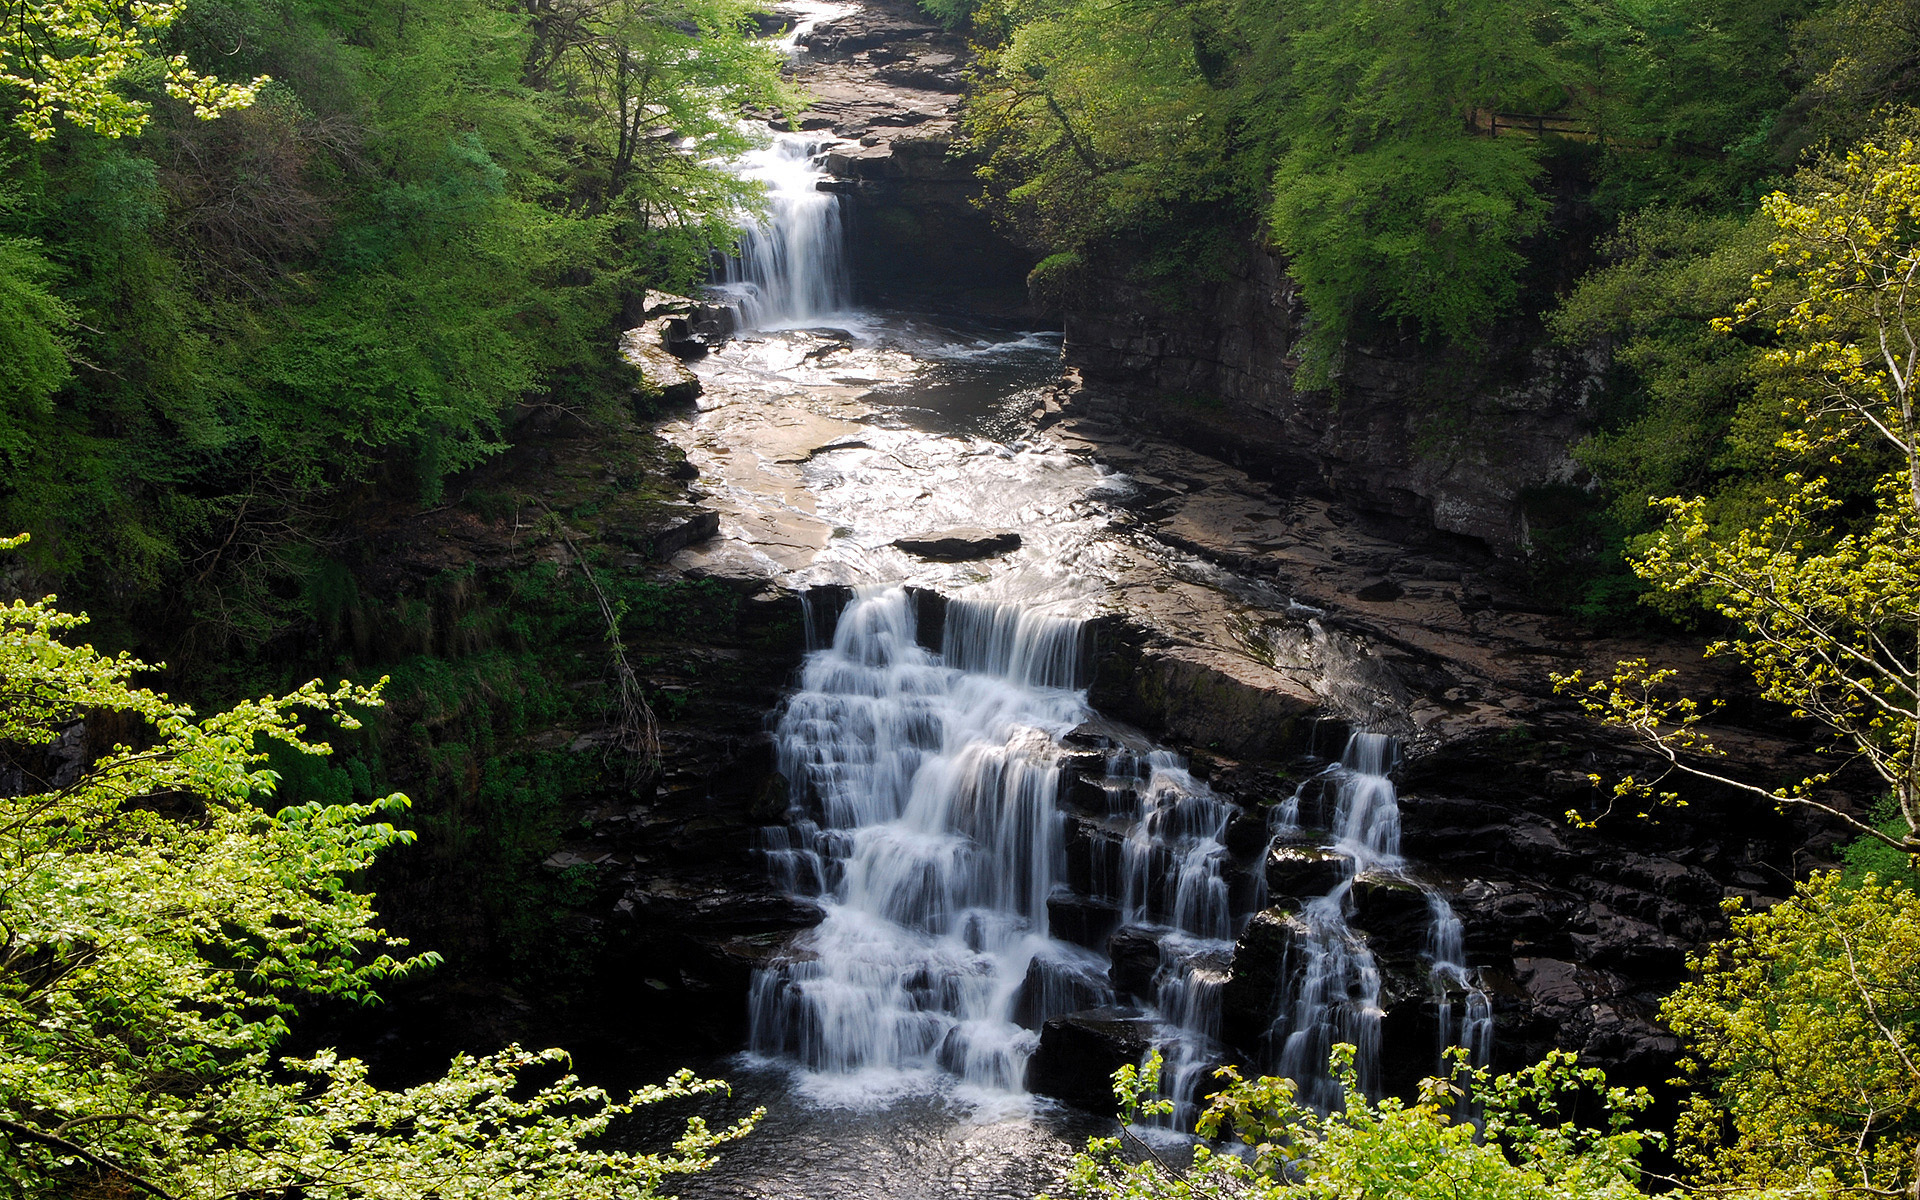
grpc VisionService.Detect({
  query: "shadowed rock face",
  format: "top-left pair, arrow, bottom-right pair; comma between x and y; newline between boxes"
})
1056,242 -> 1602,559
779,0 -> 1036,297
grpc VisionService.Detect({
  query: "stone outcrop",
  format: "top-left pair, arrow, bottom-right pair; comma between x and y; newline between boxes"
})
782,0 -> 1034,297
1057,241 -> 1603,557
892,528 -> 1023,560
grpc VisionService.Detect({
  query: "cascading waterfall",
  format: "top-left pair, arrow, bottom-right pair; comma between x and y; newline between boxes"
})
1260,732 -> 1492,1108
714,135 -> 854,329
748,590 -> 1491,1115
747,587 -> 1102,1096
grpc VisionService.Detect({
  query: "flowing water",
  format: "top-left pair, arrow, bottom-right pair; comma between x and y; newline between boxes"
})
662,13 -> 1490,1189
747,587 -> 1093,1102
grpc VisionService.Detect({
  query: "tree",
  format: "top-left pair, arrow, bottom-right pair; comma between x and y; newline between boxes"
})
0,0 -> 267,140
0,532 -> 758,1198
1556,123 -> 1920,856
1046,1046 -> 1656,1200
1662,872 -> 1920,1198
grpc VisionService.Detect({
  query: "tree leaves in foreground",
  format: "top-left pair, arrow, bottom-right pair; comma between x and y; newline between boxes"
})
0,532 -> 758,1198
1664,873 -> 1920,1197
1045,1045 -> 1655,1200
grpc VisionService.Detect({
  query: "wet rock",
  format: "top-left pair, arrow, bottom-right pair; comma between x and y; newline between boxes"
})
1048,894 -> 1122,952
1265,845 -> 1353,904
1012,951 -> 1115,1030
1107,926 -> 1162,1002
1221,906 -> 1300,1046
1094,645 -> 1322,761
892,528 -> 1023,560
1026,1007 -> 1158,1113
1349,873 -> 1431,961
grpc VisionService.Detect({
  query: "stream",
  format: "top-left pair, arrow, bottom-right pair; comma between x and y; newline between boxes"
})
650,22 -> 1489,1193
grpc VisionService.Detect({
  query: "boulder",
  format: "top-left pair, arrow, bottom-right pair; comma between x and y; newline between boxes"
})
1011,949 -> 1114,1030
1266,844 -> 1353,904
892,528 -> 1023,560
1107,926 -> 1163,1002
1026,1007 -> 1158,1112
1047,894 -> 1121,952
651,508 -> 721,559
620,324 -> 702,406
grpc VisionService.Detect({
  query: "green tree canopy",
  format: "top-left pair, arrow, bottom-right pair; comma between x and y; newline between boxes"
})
1663,873 -> 1920,1197
1559,122 -> 1920,853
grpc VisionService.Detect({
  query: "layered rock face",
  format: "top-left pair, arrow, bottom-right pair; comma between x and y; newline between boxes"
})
1056,244 -> 1603,557
780,0 -> 1035,296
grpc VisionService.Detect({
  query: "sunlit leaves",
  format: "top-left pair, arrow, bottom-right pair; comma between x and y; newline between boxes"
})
0,539 -> 758,1197
0,0 -> 267,140
1047,1047 -> 1655,1200
1562,125 -> 1920,857
1662,873 -> 1920,1196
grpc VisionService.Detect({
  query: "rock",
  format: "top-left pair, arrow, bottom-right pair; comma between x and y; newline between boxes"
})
1048,894 -> 1121,951
1012,949 -> 1115,1029
1349,873 -> 1432,960
652,508 -> 720,558
1107,926 -> 1162,1002
1221,907 -> 1301,1046
1266,844 -> 1352,903
892,528 -> 1023,560
1026,1007 -> 1158,1112
620,323 -> 702,406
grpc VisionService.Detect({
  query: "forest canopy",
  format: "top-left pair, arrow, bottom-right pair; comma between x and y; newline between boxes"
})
0,0 -> 786,650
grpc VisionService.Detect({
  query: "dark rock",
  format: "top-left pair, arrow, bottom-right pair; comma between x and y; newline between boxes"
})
1107,926 -> 1163,1002
1048,894 -> 1122,951
652,508 -> 720,558
1266,845 -> 1353,904
1026,1007 -> 1158,1112
1221,906 -> 1300,1047
1354,579 -> 1404,602
1349,872 -> 1431,958
892,528 -> 1023,560
1012,950 -> 1115,1030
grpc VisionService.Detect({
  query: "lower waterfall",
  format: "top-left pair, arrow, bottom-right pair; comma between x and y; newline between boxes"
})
748,587 -> 1098,1097
1261,734 -> 1493,1107
748,588 -> 1491,1111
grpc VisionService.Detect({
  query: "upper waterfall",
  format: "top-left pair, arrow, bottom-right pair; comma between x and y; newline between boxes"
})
714,135 -> 854,329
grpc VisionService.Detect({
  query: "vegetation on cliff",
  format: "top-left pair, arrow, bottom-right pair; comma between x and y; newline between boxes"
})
0,0 -> 785,652
0,535 -> 757,1197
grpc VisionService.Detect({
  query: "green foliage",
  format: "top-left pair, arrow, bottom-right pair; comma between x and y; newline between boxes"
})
1663,873 -> 1920,1196
0,0 -> 266,140
1048,1046 -> 1655,1200
0,534 -> 759,1197
1843,795 -> 1917,883
1557,123 -> 1920,852
0,0 -> 784,648
0,233 -> 71,451
968,0 -> 1863,381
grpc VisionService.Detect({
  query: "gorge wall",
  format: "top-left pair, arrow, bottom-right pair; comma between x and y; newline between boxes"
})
1054,244 -> 1606,558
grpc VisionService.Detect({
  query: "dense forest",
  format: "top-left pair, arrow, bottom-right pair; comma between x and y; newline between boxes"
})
9,0 -> 1920,1196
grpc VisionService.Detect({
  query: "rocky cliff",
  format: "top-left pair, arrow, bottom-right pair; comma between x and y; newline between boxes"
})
1055,243 -> 1605,558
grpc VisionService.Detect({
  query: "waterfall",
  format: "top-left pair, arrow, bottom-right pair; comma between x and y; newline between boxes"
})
748,591 -> 1490,1113
714,135 -> 854,329
1260,732 -> 1492,1108
747,588 -> 1101,1097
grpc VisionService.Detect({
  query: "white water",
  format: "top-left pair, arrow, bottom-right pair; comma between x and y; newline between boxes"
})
1260,733 -> 1492,1108
748,587 -> 1103,1103
714,135 -> 854,329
